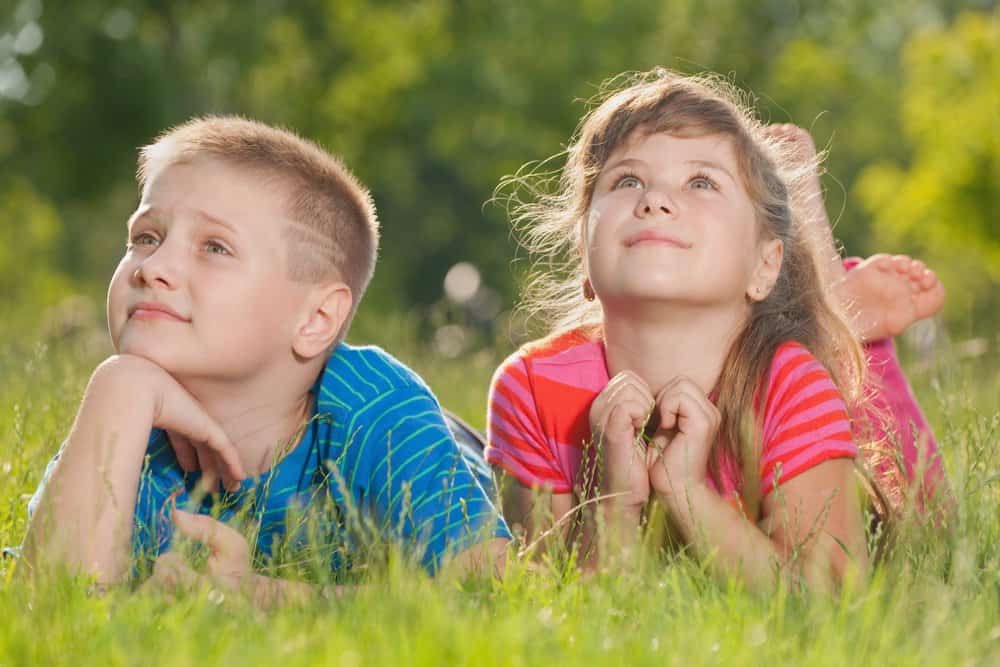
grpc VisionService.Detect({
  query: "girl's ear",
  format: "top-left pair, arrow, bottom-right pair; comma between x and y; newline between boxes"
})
292,282 -> 353,359
748,238 -> 783,302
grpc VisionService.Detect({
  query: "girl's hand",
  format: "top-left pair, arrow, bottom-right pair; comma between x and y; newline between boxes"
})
646,377 -> 720,503
589,371 -> 655,512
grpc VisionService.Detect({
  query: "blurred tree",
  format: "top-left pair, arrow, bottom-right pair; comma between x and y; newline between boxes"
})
855,9 -> 999,328
0,0 -> 995,339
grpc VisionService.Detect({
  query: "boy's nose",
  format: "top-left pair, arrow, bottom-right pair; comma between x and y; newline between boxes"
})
132,243 -> 183,289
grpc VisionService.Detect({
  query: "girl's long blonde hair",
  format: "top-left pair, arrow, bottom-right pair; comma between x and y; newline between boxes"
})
505,69 -> 869,518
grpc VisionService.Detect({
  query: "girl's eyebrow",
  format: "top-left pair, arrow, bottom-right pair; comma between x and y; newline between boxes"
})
685,159 -> 737,184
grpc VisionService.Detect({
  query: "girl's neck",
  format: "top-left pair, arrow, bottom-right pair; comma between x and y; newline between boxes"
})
179,366 -> 318,478
601,301 -> 748,396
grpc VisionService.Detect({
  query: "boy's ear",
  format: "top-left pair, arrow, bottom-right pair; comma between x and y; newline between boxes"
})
292,282 -> 353,359
747,238 -> 783,302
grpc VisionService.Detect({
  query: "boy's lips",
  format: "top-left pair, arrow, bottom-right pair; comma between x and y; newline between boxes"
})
128,301 -> 190,322
624,229 -> 692,249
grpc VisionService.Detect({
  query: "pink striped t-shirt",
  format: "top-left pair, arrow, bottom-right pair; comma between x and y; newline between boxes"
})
486,330 -> 857,507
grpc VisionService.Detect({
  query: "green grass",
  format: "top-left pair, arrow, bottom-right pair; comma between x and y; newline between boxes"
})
0,315 -> 997,666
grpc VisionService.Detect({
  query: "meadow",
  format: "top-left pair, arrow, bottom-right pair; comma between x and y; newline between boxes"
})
0,312 -> 996,666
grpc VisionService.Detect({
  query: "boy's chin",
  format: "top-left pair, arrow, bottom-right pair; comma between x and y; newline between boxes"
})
114,339 -> 182,373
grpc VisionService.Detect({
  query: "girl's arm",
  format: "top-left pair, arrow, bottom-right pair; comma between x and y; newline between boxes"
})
497,473 -> 577,552
496,369 -> 655,568
656,460 -> 867,591
648,376 -> 867,591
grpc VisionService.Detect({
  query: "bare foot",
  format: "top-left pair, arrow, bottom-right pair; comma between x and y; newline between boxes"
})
832,254 -> 946,341
760,123 -> 843,284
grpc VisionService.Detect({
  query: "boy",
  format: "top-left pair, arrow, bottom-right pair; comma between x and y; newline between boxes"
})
20,116 -> 510,602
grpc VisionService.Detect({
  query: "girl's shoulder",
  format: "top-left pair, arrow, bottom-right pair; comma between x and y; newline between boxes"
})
760,339 -> 847,425
765,340 -> 836,392
493,327 -> 608,390
518,327 -> 598,360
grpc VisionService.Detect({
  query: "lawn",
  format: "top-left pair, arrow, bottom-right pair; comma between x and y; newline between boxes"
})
0,316 -> 996,666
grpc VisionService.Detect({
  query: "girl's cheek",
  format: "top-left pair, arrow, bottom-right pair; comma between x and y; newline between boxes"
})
585,208 -> 602,246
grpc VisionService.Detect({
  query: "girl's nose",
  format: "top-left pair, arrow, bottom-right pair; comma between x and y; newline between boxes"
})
635,187 -> 676,218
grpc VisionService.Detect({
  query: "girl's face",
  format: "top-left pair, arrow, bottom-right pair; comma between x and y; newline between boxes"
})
584,131 -> 770,310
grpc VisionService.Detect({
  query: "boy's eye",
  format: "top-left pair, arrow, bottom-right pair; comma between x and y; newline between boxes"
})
127,232 -> 159,249
613,175 -> 643,190
204,240 -> 231,256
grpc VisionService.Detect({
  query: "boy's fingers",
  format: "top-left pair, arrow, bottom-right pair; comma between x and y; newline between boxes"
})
145,552 -> 199,594
193,447 -> 220,495
155,382 -> 247,481
172,509 -> 248,559
167,431 -> 198,472
212,450 -> 240,493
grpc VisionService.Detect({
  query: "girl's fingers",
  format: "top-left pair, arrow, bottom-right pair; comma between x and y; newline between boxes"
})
603,400 -> 653,447
655,377 -> 719,439
592,373 -> 655,430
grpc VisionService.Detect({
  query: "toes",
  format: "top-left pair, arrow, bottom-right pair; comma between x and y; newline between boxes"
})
868,253 -> 893,271
909,260 -> 927,280
918,268 -> 938,290
891,254 -> 913,274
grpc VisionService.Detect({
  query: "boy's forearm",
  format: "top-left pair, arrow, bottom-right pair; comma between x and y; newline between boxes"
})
21,361 -> 156,582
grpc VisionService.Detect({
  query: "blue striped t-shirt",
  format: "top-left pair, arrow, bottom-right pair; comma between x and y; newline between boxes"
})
31,343 -> 510,577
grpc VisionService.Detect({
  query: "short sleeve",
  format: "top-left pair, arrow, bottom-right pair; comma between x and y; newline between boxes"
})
25,444 -> 65,522
336,385 -> 509,573
759,343 -> 857,496
485,354 -> 571,493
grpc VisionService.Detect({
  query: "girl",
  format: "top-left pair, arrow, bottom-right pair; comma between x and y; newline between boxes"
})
486,69 -> 945,589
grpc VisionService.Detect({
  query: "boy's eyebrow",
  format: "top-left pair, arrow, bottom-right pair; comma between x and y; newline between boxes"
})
190,207 -> 240,236
128,206 -> 240,235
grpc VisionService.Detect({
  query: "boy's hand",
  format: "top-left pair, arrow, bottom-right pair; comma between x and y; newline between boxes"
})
142,510 -> 251,596
103,354 -> 246,490
646,376 -> 720,503
589,371 -> 655,512
172,509 -> 251,589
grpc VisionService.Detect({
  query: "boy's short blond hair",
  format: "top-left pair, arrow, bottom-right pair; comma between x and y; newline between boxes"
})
137,115 -> 379,336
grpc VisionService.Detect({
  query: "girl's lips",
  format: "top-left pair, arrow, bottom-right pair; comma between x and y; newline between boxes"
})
624,229 -> 692,248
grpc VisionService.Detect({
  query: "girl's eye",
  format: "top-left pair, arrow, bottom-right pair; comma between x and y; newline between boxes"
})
613,175 -> 643,190
204,240 -> 231,256
690,174 -> 718,191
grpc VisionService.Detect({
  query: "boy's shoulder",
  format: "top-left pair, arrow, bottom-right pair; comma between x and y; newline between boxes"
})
318,342 -> 433,407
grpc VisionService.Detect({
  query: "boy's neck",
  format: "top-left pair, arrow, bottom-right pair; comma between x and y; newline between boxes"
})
601,301 -> 748,396
179,365 -> 320,478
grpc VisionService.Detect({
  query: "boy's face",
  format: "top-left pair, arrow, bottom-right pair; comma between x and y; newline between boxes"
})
108,158 -> 315,383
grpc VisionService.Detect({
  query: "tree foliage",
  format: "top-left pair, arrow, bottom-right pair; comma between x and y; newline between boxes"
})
856,9 -> 999,326
1,0 -> 995,337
